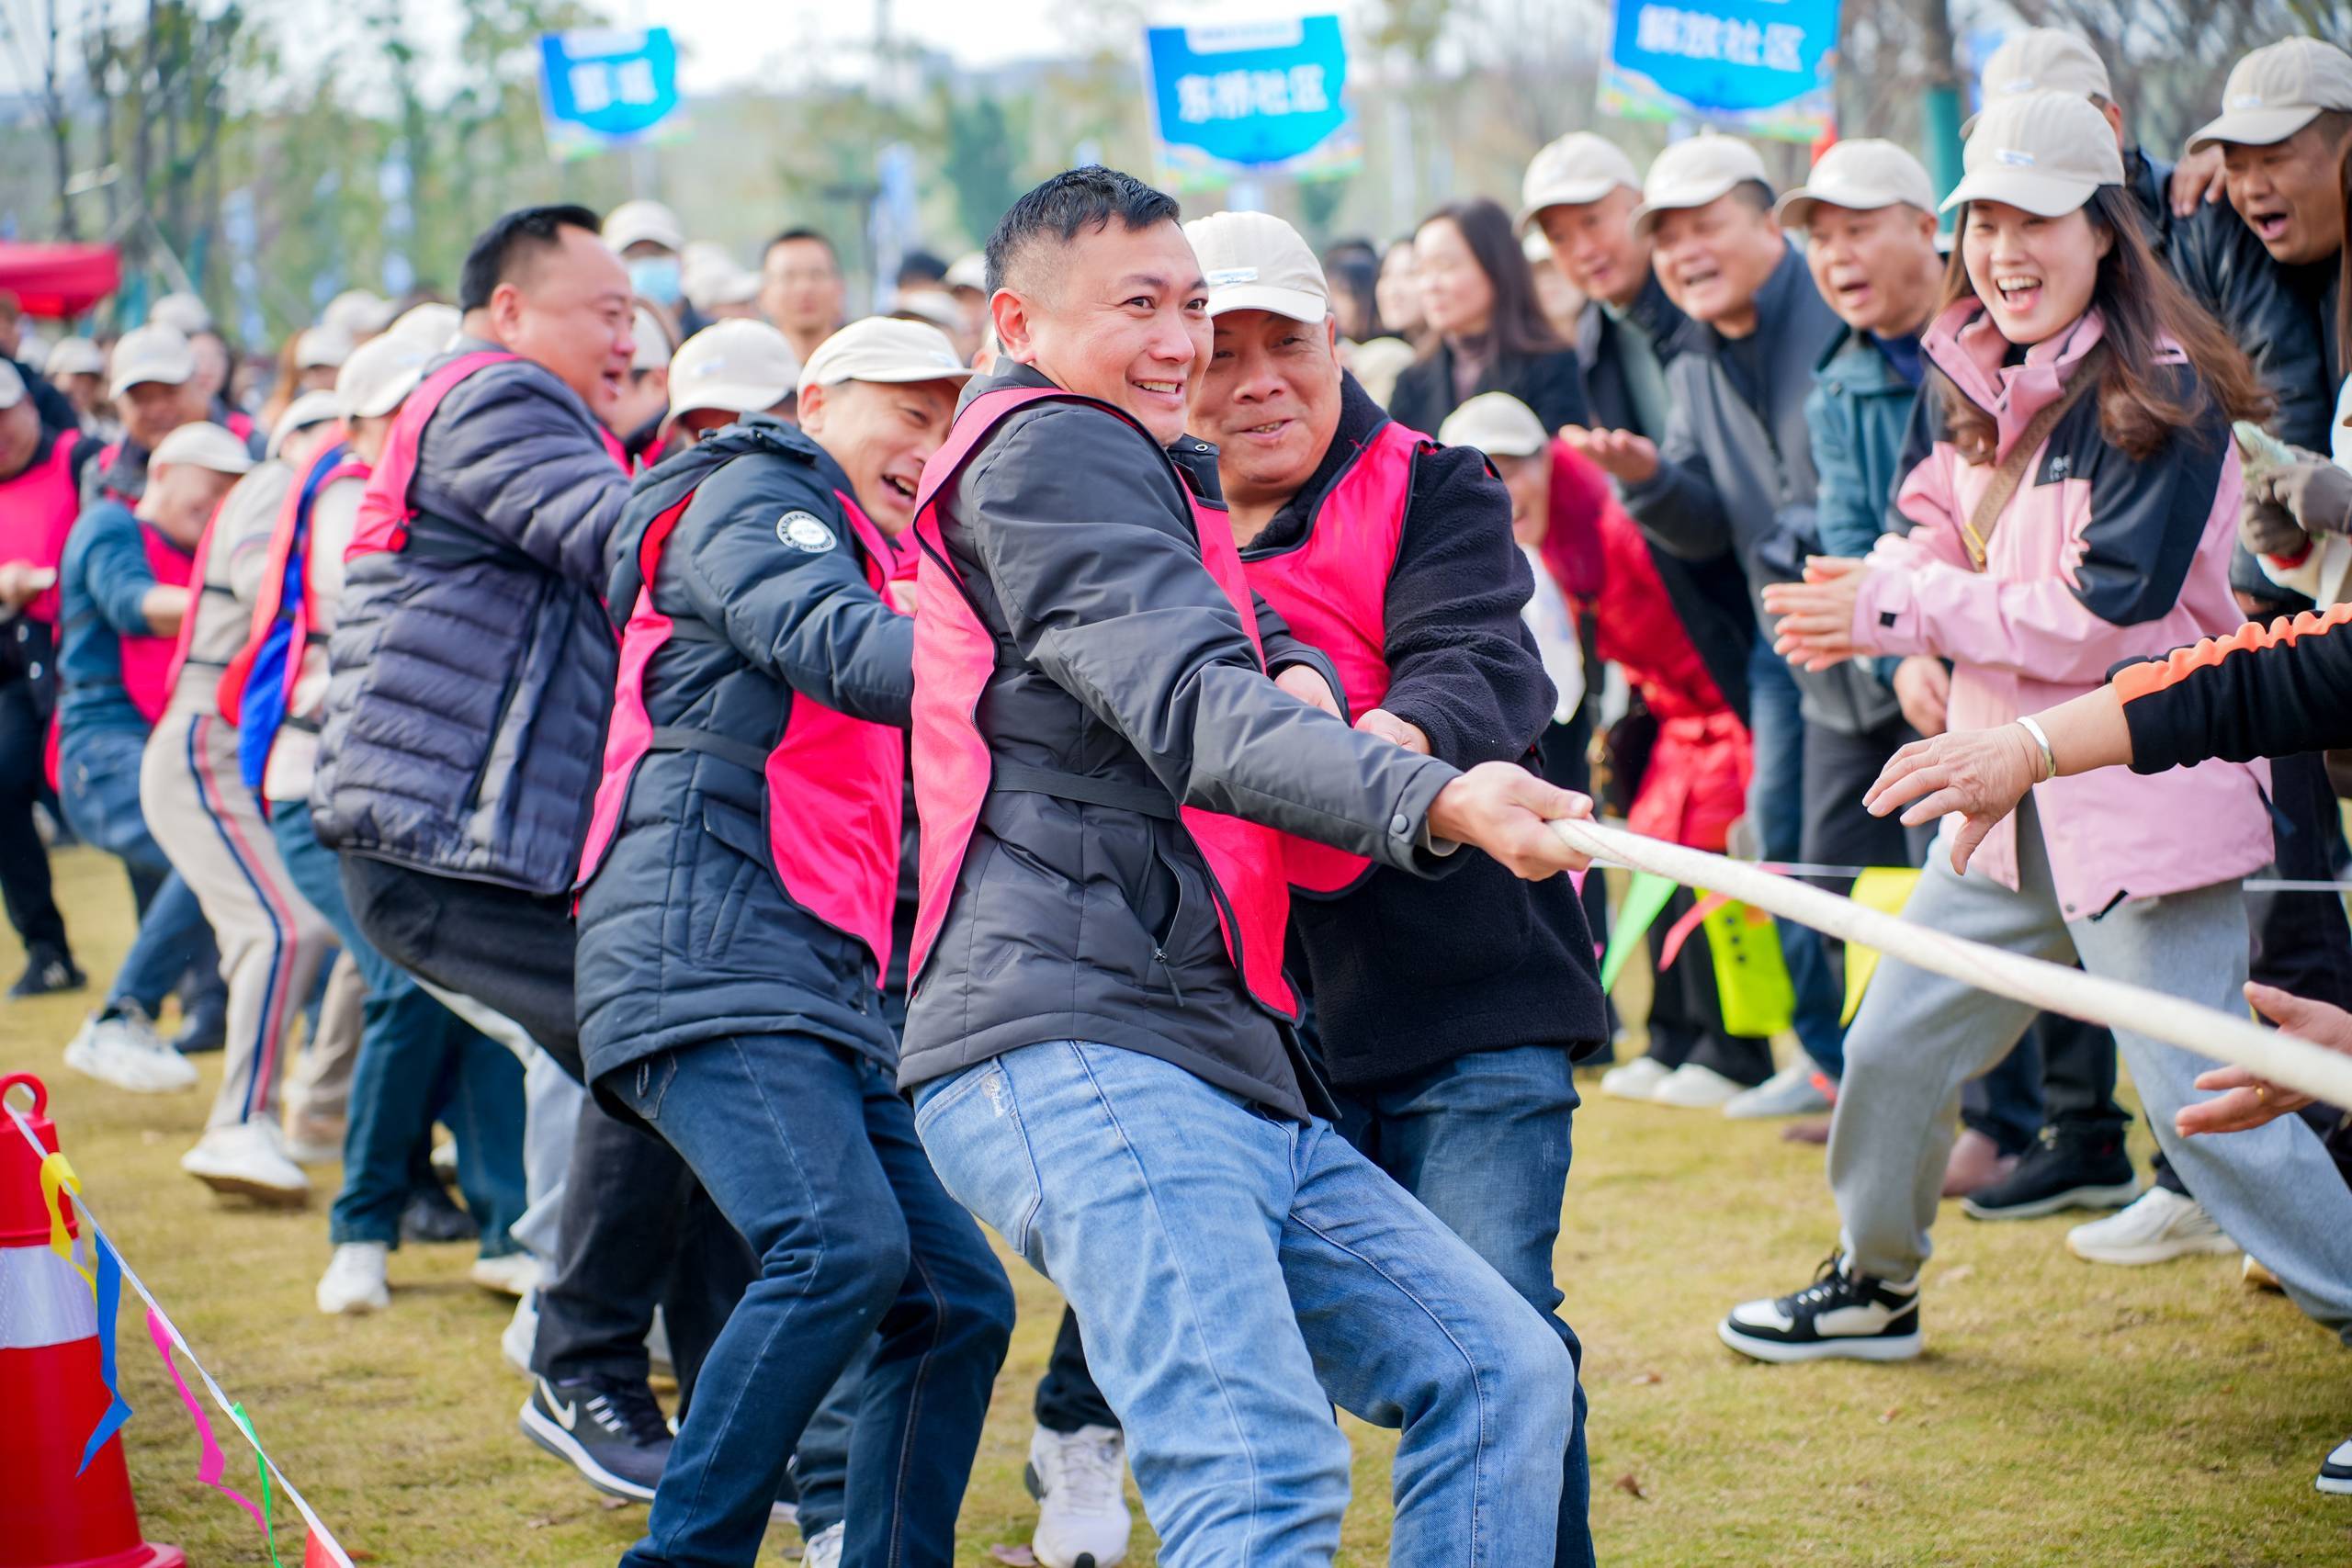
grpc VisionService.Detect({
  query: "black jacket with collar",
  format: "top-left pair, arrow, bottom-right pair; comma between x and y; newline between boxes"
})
1575,271 -> 1690,441
1242,377 -> 1605,1087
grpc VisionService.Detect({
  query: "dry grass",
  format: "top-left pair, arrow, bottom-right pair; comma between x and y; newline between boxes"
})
5,844 -> 2349,1565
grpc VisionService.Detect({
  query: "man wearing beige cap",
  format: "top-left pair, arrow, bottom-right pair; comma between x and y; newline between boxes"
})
659,318 -> 803,450
87,321 -> 211,507
1564,130 -> 1881,1111
1178,204 -> 1602,1568
605,198 -> 692,317
568,312 -> 1013,1568
54,421 -> 254,1097
321,288 -> 395,343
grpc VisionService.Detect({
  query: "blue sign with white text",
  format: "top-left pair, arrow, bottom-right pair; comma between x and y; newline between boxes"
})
538,29 -> 684,158
1144,17 -> 1359,188
1600,0 -> 1840,142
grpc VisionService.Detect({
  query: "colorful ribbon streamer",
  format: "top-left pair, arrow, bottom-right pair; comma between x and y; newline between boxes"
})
38,1148 -> 93,1294
228,1403 -> 289,1568
1655,891 -> 1730,973
77,1233 -> 133,1475
147,1305 -> 266,1533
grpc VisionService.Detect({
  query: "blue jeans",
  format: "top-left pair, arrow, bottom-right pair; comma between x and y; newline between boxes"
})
270,801 -> 526,1258
1331,1044 -> 1592,1568
1745,643 -> 1848,1077
916,1042 -> 1574,1568
59,727 -> 212,1015
613,1033 -> 1013,1568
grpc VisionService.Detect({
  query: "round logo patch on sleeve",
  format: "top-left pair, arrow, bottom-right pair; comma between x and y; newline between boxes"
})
776,511 -> 838,553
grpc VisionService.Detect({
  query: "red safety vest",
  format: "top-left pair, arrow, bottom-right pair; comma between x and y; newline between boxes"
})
575,479 -> 914,979
220,440 -> 365,728
120,521 -> 196,725
1239,416 -> 1429,897
0,434 -> 81,626
907,385 -> 1298,1015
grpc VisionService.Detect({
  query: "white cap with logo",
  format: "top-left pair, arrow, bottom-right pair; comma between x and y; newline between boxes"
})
1517,132 -> 1644,231
1774,140 -> 1939,229
323,288 -> 396,340
662,320 -> 804,435
1943,89 -> 2125,216
1631,133 -> 1772,240
2188,37 -> 2352,152
296,323 -> 355,371
336,333 -> 434,423
268,391 -> 343,461
797,317 -> 975,394
150,421 -> 255,477
605,199 -> 685,255
0,360 -> 24,412
1182,210 -> 1329,323
44,336 -> 103,379
109,324 -> 198,400
1964,29 -> 2111,135
1438,392 -> 1549,460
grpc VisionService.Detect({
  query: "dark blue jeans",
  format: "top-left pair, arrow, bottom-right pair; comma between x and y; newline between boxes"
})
1744,643 -> 1848,1077
1331,1043 -> 1595,1568
610,1033 -> 1013,1568
270,801 -> 526,1258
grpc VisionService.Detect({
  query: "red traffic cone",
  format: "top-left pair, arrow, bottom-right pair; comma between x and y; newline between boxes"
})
0,1072 -> 185,1568
302,1527 -> 345,1566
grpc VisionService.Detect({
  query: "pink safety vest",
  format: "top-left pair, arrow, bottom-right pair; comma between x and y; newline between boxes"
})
0,435 -> 81,626
220,441 -> 366,727
575,479 -> 915,979
908,385 -> 1298,1016
1239,416 -> 1428,897
121,520 -> 197,724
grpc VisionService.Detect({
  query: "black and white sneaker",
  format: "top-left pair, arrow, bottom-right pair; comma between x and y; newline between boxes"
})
10,943 -> 85,998
1719,1253 -> 1922,1363
1961,1122 -> 2137,1220
518,1374 -> 673,1502
2321,1434 -> 2351,1496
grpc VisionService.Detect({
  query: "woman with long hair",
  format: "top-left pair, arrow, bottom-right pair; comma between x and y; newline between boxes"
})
1387,197 -> 1587,435
1715,91 -> 2352,1369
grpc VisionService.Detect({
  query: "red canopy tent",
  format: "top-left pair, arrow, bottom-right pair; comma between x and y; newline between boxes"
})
0,243 -> 121,318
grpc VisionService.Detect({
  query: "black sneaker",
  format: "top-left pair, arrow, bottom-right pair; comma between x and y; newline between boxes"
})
518,1374 -> 673,1501
1961,1122 -> 2138,1221
2321,1434 -> 2351,1496
1719,1253 -> 1921,1363
400,1182 -> 480,1245
10,944 -> 85,998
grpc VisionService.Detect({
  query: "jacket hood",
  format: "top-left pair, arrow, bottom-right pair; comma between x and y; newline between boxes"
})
1921,299 -> 2109,458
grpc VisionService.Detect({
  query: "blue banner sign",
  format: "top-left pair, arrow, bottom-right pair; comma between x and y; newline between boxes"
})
538,28 -> 685,160
1600,0 -> 1840,143
1144,17 -> 1362,190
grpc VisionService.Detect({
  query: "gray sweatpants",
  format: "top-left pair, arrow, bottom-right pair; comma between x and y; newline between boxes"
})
1828,797 -> 2352,1345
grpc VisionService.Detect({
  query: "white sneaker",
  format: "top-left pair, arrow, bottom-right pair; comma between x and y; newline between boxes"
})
1651,1061 -> 1747,1110
2065,1187 -> 2237,1266
470,1252 -> 544,1298
802,1522 -> 844,1568
63,1005 -> 198,1093
1028,1423 -> 1131,1568
1598,1055 -> 1672,1101
181,1122 -> 310,1203
1723,1059 -> 1832,1119
502,1289 -> 539,1377
317,1242 -> 390,1314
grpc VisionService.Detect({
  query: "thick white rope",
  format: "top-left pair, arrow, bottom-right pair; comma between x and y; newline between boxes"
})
1547,817 -> 2352,1111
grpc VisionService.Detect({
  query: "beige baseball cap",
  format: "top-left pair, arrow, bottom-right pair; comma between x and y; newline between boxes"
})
1775,140 -> 1939,229
1942,90 -> 2124,216
295,323 -> 355,371
2188,37 -> 2352,152
1516,132 -> 1643,231
335,332 -> 433,423
798,317 -> 975,393
109,324 -> 198,399
149,421 -> 255,476
268,391 -> 343,460
149,291 -> 212,335
944,251 -> 989,293
604,198 -> 684,254
44,336 -> 103,378
1182,210 -> 1329,323
1631,133 -> 1771,240
1438,391 -> 1550,459
681,244 -> 760,311
386,302 -> 461,353
661,320 -> 804,434
0,360 -> 24,412
323,288 -> 396,340
888,290 -> 966,333
631,306 -> 674,374
1963,30 -> 2111,135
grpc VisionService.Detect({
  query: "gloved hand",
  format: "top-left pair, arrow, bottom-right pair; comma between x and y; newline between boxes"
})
2251,457 -> 2352,537
2239,491 -> 2311,559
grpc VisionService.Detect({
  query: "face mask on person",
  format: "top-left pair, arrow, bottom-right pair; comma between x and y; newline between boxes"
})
628,255 -> 684,307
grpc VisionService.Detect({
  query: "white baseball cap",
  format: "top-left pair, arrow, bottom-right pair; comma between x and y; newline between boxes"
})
681,244 -> 760,311
0,360 -> 24,411
1775,140 -> 1940,230
323,288 -> 396,340
2188,37 -> 2352,152
44,336 -> 103,378
295,323 -> 355,370
1517,132 -> 1644,231
1942,90 -> 2124,216
1631,133 -> 1772,240
888,291 -> 966,333
1182,210 -> 1329,323
1438,391 -> 1549,459
267,391 -> 343,461
1964,30 -> 2112,135
149,291 -> 212,335
335,332 -> 433,423
797,317 -> 975,394
109,324 -> 198,399
150,421 -> 255,476
385,302 -> 460,353
605,199 -> 685,255
662,320 -> 804,435
944,251 -> 989,292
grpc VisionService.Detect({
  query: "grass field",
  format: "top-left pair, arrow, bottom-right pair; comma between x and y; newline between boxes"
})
6,842 -> 2350,1566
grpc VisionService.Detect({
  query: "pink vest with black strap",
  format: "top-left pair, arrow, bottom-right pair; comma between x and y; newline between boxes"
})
1239,416 -> 1428,897
0,434 -> 81,626
575,481 -> 914,981
907,385 -> 1298,1016
121,520 -> 197,725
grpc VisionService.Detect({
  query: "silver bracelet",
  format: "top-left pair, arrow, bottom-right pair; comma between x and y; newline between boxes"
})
2016,716 -> 2057,783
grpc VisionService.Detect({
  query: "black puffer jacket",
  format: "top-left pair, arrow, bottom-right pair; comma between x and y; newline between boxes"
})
2169,197 -> 2338,453
574,417 -> 913,1085
313,340 -> 629,895
900,365 -> 1463,1121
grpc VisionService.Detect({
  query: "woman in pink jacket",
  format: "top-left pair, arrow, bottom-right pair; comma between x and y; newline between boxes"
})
1713,90 -> 2352,1366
